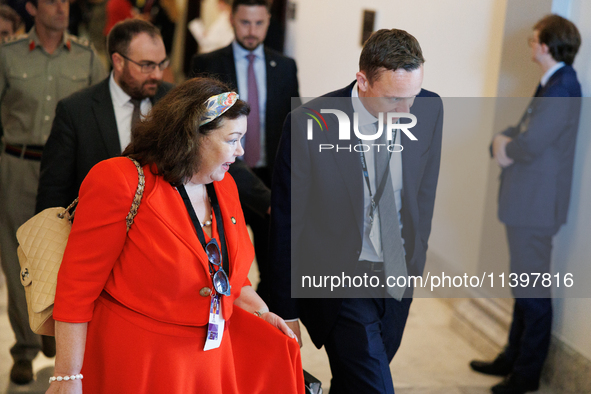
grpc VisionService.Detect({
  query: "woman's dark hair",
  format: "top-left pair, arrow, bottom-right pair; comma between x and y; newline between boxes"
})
123,77 -> 250,185
534,14 -> 581,66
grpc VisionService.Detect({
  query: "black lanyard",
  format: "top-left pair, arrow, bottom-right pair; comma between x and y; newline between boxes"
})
358,129 -> 396,222
177,183 -> 230,275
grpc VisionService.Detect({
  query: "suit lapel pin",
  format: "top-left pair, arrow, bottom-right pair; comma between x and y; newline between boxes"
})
270,60 -> 277,67
231,217 -> 236,224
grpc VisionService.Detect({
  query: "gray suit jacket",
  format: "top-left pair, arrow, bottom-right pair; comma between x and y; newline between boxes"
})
497,65 -> 581,229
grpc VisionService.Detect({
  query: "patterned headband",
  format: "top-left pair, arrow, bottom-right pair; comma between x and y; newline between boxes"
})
199,92 -> 239,126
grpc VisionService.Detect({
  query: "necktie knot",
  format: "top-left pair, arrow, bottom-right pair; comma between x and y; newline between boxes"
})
246,53 -> 256,63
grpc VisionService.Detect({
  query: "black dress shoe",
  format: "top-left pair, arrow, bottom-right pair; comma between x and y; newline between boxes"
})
491,374 -> 539,394
10,359 -> 33,385
41,335 -> 56,357
470,353 -> 513,376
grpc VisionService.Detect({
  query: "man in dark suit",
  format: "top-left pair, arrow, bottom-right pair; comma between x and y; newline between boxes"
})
270,29 -> 443,393
470,15 -> 582,394
36,19 -> 173,211
191,0 -> 300,302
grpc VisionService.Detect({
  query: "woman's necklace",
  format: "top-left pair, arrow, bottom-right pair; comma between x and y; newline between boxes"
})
185,182 -> 212,227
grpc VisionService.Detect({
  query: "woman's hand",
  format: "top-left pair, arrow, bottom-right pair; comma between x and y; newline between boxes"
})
45,380 -> 82,394
260,311 -> 298,342
233,286 -> 298,342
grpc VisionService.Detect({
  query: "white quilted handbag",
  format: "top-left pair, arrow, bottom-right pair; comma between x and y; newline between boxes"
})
16,158 -> 145,336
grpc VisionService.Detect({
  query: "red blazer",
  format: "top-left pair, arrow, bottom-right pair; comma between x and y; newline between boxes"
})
54,157 -> 255,326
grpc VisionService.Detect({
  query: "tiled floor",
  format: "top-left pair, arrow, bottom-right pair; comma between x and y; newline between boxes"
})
0,283 -> 54,394
0,274 -> 556,394
298,295 -> 555,393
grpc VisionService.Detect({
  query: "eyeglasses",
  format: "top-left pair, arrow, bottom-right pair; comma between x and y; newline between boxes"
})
206,239 -> 231,296
117,52 -> 170,73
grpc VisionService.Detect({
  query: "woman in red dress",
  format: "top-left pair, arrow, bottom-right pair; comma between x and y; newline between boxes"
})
47,78 -> 305,394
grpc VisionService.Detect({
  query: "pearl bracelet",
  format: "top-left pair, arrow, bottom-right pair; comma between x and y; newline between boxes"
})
49,374 -> 83,384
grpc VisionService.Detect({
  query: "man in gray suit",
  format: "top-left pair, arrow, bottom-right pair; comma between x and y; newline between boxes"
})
471,14 -> 582,394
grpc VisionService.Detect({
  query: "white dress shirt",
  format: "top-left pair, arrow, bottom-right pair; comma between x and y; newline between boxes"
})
352,82 -> 404,262
232,41 -> 267,167
109,72 -> 152,152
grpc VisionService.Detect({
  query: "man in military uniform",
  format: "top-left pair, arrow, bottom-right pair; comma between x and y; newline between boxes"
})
0,0 -> 106,384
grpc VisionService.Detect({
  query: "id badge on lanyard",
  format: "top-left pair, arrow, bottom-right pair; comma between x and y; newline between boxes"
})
176,184 -> 230,351
204,294 -> 225,351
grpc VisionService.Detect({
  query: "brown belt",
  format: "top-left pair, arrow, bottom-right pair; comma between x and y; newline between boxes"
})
4,143 -> 44,161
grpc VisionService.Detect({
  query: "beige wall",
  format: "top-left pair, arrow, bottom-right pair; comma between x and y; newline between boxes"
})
477,0 -> 553,297
285,0 -> 506,97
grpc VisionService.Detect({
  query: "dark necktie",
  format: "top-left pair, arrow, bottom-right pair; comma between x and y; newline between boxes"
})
244,53 -> 260,168
374,128 -> 407,300
130,98 -> 142,131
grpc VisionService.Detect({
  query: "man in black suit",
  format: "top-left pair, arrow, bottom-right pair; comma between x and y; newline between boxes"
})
270,29 -> 443,393
191,0 -> 300,302
36,19 -> 173,211
470,15 -> 582,394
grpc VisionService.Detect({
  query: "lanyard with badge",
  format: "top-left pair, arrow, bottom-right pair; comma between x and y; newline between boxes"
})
178,183 -> 230,351
358,128 -> 397,225
359,128 -> 397,255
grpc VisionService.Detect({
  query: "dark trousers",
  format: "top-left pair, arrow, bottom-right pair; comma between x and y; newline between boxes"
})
243,166 -> 271,303
504,225 -> 556,383
0,154 -> 42,362
324,297 -> 412,394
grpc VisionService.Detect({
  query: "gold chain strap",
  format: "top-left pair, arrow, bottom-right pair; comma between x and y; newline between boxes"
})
56,158 -> 145,231
126,157 -> 145,232
57,198 -> 79,221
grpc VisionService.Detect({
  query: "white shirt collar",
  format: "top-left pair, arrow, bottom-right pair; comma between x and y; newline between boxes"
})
541,62 -> 565,87
109,72 -> 133,108
351,81 -> 378,127
232,40 -> 265,60
109,71 -> 152,109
